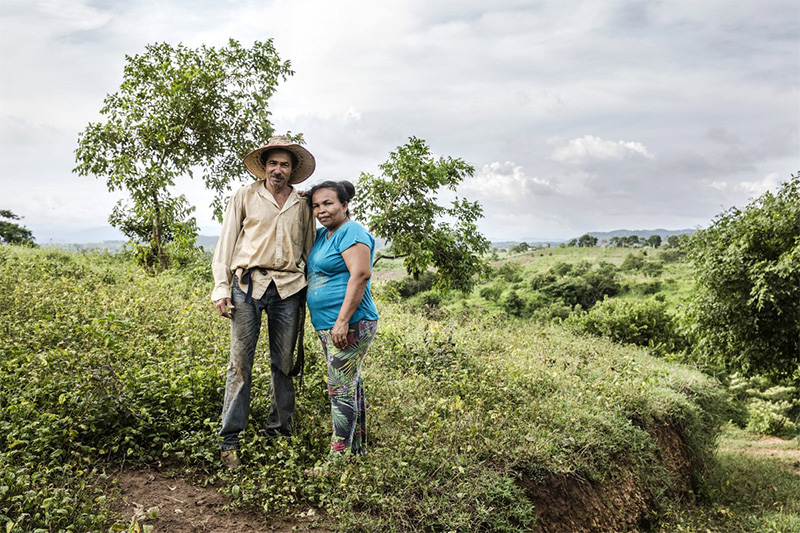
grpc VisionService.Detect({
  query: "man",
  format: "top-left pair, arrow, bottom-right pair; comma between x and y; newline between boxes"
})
211,136 -> 316,470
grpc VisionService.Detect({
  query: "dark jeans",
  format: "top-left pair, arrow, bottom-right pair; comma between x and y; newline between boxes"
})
219,279 -> 301,450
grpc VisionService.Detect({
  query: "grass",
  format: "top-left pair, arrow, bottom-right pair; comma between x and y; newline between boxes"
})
0,245 -> 731,532
656,426 -> 800,532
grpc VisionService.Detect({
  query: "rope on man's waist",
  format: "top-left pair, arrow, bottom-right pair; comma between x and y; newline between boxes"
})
239,267 -> 307,384
240,267 -> 268,303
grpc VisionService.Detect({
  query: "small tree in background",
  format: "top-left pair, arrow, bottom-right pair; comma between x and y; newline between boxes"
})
74,39 -> 293,269
687,172 -> 799,378
357,137 -> 490,293
577,234 -> 598,247
509,242 -> 530,254
0,210 -> 35,245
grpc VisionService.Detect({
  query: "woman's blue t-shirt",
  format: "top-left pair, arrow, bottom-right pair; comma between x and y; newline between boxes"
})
306,220 -> 380,331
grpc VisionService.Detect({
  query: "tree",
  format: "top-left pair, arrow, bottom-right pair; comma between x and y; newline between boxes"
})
74,39 -> 293,269
687,173 -> 800,378
509,242 -> 530,254
577,234 -> 598,247
0,210 -> 35,245
357,137 -> 490,293
646,235 -> 662,248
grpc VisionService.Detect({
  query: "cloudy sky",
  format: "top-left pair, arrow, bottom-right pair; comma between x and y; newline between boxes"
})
1,0 -> 798,243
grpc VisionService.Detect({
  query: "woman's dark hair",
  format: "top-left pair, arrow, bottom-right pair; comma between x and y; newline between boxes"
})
307,180 -> 356,216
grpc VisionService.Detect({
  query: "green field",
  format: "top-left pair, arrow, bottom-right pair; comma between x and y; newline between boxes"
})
1,245 -> 797,532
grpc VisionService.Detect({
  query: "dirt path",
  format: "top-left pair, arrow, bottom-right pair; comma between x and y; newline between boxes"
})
110,469 -> 329,533
720,434 -> 800,474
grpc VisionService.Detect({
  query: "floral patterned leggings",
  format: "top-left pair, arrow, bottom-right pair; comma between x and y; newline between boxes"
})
316,319 -> 378,457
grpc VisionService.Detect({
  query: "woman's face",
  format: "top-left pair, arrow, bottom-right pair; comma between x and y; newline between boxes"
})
311,188 -> 348,230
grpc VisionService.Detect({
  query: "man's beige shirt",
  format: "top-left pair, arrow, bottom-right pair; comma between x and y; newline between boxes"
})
211,180 -> 315,302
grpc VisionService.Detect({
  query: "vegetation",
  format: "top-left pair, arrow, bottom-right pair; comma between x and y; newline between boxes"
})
74,39 -> 293,269
656,426 -> 800,533
687,173 -> 799,378
357,137 -> 490,293
0,245 -> 734,532
2,173 -> 797,532
0,210 -> 35,245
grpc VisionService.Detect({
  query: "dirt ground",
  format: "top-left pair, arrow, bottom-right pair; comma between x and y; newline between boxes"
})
110,468 -> 329,533
720,435 -> 800,474
108,432 -> 799,532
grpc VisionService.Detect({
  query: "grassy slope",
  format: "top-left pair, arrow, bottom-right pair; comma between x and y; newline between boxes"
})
1,246 -> 728,531
657,426 -> 800,532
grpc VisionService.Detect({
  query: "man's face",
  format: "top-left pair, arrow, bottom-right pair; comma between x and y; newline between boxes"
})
264,150 -> 293,190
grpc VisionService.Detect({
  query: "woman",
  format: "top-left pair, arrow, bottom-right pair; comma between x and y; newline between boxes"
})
305,180 -> 379,463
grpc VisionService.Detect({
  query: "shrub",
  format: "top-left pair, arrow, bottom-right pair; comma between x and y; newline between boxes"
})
727,373 -> 800,438
659,249 -> 685,263
551,261 -> 573,276
621,253 -> 646,271
538,267 -> 620,310
495,261 -> 524,283
569,298 -> 686,354
630,280 -> 663,296
386,271 -> 437,298
412,289 -> 442,308
530,271 -> 557,290
687,173 -> 800,377
640,260 -> 664,278
479,281 -> 505,302
502,290 -> 526,317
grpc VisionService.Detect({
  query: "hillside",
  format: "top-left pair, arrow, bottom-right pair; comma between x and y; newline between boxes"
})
0,246 -> 740,532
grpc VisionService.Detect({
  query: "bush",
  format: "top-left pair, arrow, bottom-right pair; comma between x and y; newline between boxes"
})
479,281 -> 505,302
630,280 -> 663,296
621,253 -> 646,271
687,173 -> 800,377
537,263 -> 620,310
386,271 -> 437,298
727,373 -> 799,438
640,260 -> 664,278
569,298 -> 686,354
412,289 -> 442,308
502,290 -> 526,317
495,261 -> 524,283
659,249 -> 685,263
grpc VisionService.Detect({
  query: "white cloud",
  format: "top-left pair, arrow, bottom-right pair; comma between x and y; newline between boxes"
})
550,135 -> 655,164
462,161 -> 554,205
710,173 -> 785,196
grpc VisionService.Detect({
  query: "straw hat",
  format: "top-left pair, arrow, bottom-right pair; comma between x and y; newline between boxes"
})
242,136 -> 316,184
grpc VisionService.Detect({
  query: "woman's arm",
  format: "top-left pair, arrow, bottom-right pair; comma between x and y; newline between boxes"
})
331,242 -> 372,349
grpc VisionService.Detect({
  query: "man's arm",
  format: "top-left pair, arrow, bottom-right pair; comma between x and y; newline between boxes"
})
301,201 -> 316,263
211,188 -> 244,317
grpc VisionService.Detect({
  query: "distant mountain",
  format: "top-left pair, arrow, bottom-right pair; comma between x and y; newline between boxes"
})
585,228 -> 697,242
492,229 -> 697,249
196,235 -> 219,250
491,240 -> 564,250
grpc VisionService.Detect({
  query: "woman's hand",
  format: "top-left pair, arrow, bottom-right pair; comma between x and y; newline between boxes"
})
331,318 -> 350,349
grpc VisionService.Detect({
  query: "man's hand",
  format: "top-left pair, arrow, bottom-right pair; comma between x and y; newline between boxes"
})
215,297 -> 234,319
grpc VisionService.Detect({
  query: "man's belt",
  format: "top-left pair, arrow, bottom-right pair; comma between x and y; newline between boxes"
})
239,267 -> 268,303
239,267 -> 307,381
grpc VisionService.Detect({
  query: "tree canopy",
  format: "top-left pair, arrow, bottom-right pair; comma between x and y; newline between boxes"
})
74,39 -> 293,268
357,137 -> 490,293
687,172 -> 800,378
0,210 -> 35,245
